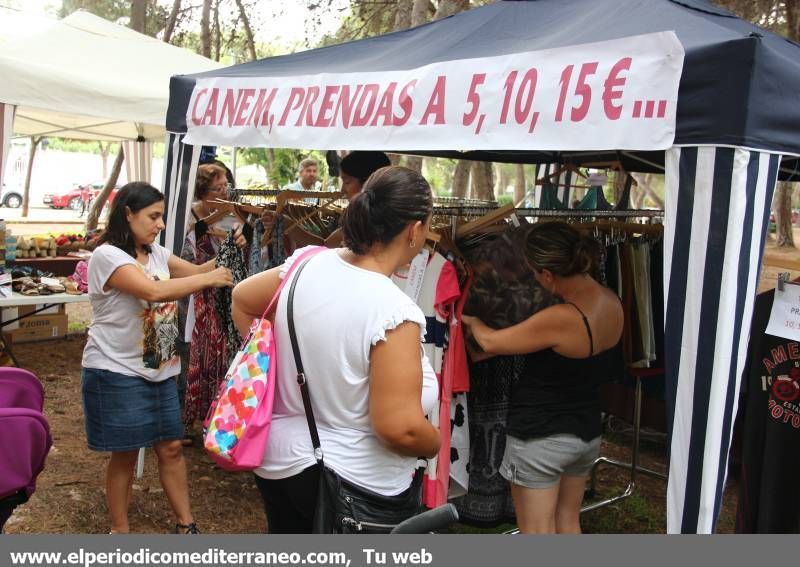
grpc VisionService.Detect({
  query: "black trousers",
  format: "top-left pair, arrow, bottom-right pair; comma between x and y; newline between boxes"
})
254,465 -> 320,534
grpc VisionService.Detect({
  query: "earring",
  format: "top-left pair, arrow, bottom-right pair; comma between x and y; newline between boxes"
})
409,239 -> 416,248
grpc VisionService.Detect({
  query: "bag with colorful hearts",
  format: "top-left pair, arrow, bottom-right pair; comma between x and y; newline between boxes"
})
203,246 -> 324,470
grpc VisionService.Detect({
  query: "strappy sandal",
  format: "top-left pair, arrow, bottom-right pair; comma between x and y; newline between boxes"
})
175,522 -> 199,534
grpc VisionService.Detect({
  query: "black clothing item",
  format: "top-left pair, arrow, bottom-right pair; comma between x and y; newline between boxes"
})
452,355 -> 520,527
736,289 -> 800,533
215,231 -> 249,364
254,466 -> 320,534
508,321 -> 622,442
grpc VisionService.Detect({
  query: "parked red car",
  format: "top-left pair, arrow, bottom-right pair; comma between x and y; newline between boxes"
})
43,183 -> 119,210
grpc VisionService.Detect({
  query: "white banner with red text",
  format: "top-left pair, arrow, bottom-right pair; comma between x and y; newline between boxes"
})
184,31 -> 684,152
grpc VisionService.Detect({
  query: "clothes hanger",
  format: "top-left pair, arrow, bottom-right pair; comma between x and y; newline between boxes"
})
455,203 -> 516,238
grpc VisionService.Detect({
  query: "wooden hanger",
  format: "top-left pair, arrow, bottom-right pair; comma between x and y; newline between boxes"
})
455,203 -> 516,238
275,191 -> 344,215
536,163 -> 587,186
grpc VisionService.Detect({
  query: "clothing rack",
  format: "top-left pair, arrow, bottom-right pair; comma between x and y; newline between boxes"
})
432,206 -> 662,218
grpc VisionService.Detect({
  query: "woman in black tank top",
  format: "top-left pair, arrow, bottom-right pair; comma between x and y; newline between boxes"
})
463,222 -> 623,534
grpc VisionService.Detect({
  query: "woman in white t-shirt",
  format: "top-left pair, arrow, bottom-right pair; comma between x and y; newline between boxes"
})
232,166 -> 441,533
81,182 -> 234,535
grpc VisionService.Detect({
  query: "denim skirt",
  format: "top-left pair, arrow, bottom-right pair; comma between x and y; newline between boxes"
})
81,367 -> 184,452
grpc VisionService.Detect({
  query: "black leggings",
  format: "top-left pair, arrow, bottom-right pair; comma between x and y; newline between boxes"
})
254,465 -> 320,534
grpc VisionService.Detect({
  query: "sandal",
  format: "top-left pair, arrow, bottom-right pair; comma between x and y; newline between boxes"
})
175,522 -> 199,534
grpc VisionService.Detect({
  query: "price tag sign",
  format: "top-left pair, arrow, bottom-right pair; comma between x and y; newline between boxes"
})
765,284 -> 800,340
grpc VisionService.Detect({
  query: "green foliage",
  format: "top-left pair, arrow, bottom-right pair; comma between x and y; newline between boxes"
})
59,0 -> 167,36
41,138 -> 119,155
422,158 -> 457,195
496,194 -> 514,207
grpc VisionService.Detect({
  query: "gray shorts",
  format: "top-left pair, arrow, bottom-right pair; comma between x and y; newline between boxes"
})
500,433 -> 601,489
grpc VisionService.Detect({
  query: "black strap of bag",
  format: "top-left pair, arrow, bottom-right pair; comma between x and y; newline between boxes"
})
285,255 -> 425,533
285,257 -> 323,462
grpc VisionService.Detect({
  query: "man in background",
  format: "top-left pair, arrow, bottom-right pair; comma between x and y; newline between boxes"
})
284,158 -> 319,204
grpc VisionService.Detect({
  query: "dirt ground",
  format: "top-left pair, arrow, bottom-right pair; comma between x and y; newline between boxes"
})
4,303 -> 738,534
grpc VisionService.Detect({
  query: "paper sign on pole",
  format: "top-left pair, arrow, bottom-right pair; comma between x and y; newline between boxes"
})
766,283 -> 800,341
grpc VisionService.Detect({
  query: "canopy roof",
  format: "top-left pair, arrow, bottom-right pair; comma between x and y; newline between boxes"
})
166,0 -> 800,173
0,9 -> 223,141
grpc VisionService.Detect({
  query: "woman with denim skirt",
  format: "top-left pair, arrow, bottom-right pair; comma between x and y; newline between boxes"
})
81,182 -> 233,534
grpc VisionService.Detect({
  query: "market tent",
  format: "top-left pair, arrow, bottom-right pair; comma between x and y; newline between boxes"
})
0,9 -> 223,141
0,9 -> 222,189
162,0 -> 798,533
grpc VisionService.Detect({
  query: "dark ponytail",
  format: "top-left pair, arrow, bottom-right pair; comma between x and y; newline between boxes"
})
342,166 -> 433,255
523,221 -> 599,277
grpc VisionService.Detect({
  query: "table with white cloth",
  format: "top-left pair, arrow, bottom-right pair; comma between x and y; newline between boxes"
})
0,292 -> 89,366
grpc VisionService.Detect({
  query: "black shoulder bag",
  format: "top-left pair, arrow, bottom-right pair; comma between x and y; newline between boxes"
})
286,257 -> 424,534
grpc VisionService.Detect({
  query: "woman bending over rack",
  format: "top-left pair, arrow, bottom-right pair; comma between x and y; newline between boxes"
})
463,222 -> 623,534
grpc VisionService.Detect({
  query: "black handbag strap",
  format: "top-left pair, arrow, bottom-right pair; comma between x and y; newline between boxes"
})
286,256 -> 324,464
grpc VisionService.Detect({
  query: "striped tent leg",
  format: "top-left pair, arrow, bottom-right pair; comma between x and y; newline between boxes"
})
664,146 -> 780,533
159,132 -> 200,254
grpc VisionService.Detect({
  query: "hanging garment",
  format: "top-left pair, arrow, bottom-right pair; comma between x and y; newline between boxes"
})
619,242 -> 645,365
631,241 -> 655,367
266,215 -> 287,269
736,289 -> 800,533
539,181 -> 566,210
452,355 -> 522,527
249,218 -> 266,275
216,231 -> 250,365
406,252 -> 460,509
577,185 -> 613,210
183,230 -> 227,428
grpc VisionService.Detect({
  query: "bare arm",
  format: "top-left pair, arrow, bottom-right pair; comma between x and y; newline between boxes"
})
231,266 -> 283,338
105,263 -> 232,303
462,305 -> 569,356
369,322 -> 441,458
168,254 -> 216,278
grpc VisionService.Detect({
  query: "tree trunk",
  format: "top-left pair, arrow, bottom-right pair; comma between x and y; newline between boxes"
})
98,142 -> 111,180
404,155 -> 423,173
213,0 -> 221,61
613,170 -> 627,205
387,153 -> 403,166
774,181 -> 796,248
452,160 -> 470,199
162,0 -> 181,43
411,0 -> 430,26
21,137 -> 41,218
130,0 -> 146,33
494,163 -> 509,197
234,0 -> 258,61
394,0 -> 413,30
631,173 -> 664,209
785,1 -> 799,42
471,161 -> 494,201
86,146 -> 124,232
514,163 -> 525,205
200,0 -> 212,58
433,0 -> 468,20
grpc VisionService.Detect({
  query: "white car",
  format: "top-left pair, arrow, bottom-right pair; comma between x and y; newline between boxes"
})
0,184 -> 23,208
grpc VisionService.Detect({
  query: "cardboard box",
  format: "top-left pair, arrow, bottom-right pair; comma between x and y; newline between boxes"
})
1,303 -> 66,330
5,313 -> 68,343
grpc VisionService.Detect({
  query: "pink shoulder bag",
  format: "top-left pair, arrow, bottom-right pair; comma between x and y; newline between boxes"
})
203,246 -> 324,470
